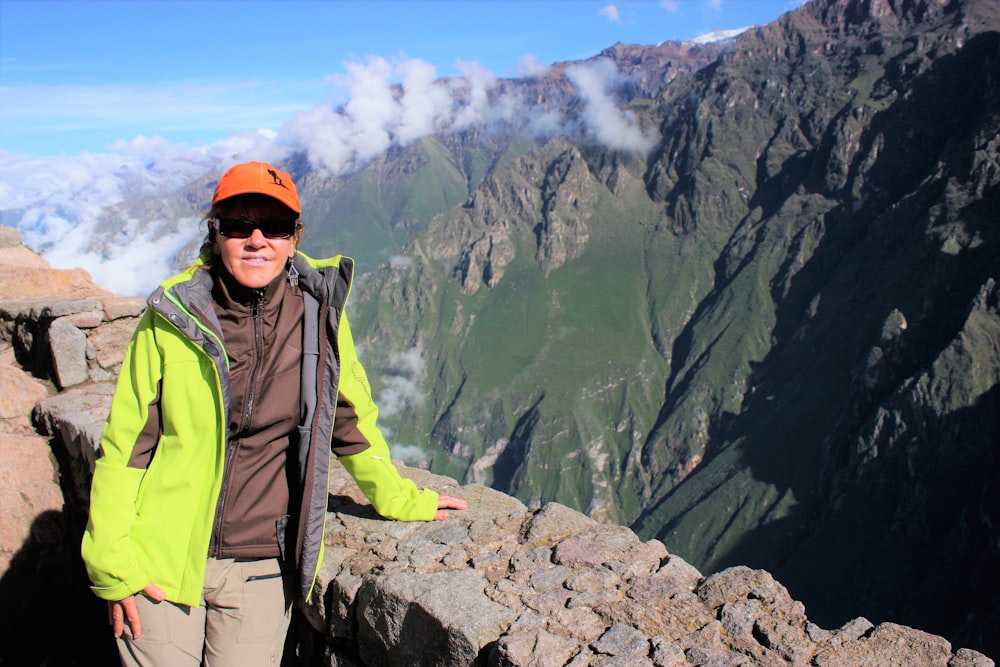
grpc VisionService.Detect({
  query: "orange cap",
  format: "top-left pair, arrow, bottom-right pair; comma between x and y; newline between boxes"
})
212,161 -> 301,214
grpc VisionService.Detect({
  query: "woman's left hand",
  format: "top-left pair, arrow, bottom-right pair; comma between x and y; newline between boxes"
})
433,495 -> 468,520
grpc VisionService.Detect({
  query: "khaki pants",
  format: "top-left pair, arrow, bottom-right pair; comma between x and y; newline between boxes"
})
117,558 -> 293,667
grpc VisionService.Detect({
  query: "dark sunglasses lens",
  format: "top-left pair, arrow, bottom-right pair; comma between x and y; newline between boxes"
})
259,221 -> 297,239
217,219 -> 295,239
217,219 -> 253,238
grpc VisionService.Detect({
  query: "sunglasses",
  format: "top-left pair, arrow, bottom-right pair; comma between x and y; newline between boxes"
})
215,218 -> 299,240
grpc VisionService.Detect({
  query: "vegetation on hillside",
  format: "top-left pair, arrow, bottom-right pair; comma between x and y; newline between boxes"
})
301,0 -> 1000,655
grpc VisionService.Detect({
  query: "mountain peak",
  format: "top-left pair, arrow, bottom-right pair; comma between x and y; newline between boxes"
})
688,27 -> 750,44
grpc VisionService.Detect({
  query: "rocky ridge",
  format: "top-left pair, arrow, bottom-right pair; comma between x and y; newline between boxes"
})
341,0 -> 1000,653
0,224 -> 992,666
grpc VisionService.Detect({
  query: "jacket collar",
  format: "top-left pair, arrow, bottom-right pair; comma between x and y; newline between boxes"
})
210,262 -> 290,315
156,251 -> 355,319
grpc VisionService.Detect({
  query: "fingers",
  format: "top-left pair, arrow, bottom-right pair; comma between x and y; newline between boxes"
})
437,495 -> 468,511
120,595 -> 142,639
144,582 -> 166,602
110,600 -> 124,638
110,584 -> 164,639
433,495 -> 468,520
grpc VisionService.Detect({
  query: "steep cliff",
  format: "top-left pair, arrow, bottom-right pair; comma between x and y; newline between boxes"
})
3,0 -> 998,658
0,226 -> 992,665
343,0 -> 1000,655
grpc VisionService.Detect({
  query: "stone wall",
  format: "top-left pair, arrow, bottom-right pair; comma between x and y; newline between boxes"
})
0,225 -> 994,667
0,226 -> 141,666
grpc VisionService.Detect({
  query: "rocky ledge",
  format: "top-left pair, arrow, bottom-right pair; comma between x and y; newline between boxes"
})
0,224 -> 994,667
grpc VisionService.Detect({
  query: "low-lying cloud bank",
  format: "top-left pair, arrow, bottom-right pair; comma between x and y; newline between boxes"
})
265,55 -> 657,174
1,55 -> 657,296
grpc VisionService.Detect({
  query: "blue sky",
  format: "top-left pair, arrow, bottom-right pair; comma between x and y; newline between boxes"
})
0,0 -> 799,157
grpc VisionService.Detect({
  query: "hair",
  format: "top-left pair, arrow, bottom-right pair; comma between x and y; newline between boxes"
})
198,194 -> 304,264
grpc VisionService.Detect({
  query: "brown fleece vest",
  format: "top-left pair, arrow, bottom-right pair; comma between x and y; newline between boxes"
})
206,265 -> 304,560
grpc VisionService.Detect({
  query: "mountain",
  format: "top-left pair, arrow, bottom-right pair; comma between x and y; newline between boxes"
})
341,0 -> 1000,656
267,37 -> 732,275
4,0 -> 998,657
2,229 -> 990,665
0,39 -> 727,298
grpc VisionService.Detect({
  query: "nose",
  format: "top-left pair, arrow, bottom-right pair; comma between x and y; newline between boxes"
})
245,227 -> 268,246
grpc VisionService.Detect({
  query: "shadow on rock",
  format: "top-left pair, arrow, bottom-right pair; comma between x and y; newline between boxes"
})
0,509 -> 117,667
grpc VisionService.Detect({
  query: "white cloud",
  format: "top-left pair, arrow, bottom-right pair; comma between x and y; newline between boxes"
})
691,27 -> 750,44
377,347 -> 426,419
397,59 -> 452,143
2,53 -> 664,294
516,54 -> 551,78
0,140 -> 235,295
451,60 -> 501,129
278,56 -> 497,174
43,216 -> 203,296
278,53 -> 660,175
389,255 -> 414,268
343,57 -> 399,160
388,443 -> 428,465
599,4 -> 622,23
659,0 -> 680,13
526,110 -> 566,139
277,105 -> 354,175
565,59 -> 660,153
278,56 -> 513,174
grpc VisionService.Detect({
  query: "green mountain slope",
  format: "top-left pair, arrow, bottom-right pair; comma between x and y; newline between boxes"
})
342,0 -> 1000,655
351,141 -> 672,523
632,0 -> 1000,647
296,133 -> 535,273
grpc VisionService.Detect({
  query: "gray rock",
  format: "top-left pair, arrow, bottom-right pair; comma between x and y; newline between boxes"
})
523,502 -> 598,546
592,623 -> 650,657
649,637 -> 687,667
952,648 -> 998,667
3,244 -> 992,667
490,629 -> 582,667
48,317 -> 88,389
0,225 -> 24,248
655,554 -> 703,592
0,297 -> 104,321
101,296 -> 147,321
356,569 -> 519,667
33,383 -> 113,505
813,622 -> 957,667
60,309 -> 104,329
528,564 -> 571,591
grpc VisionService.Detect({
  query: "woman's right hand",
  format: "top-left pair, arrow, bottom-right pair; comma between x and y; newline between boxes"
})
433,495 -> 468,520
110,583 -> 166,638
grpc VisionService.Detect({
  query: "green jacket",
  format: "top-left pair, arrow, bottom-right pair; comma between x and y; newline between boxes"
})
81,252 -> 439,607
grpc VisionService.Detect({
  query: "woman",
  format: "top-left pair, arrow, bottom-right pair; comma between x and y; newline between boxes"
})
81,161 -> 466,666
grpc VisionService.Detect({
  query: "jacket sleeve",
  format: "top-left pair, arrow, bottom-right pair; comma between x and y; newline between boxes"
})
333,312 -> 439,522
80,309 -> 162,601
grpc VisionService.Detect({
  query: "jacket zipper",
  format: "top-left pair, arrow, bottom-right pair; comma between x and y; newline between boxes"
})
209,288 -> 265,557
209,440 -> 239,557
241,290 -> 265,431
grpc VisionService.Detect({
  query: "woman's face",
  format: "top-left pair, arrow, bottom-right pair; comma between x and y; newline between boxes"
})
212,196 -> 299,289
216,226 -> 296,289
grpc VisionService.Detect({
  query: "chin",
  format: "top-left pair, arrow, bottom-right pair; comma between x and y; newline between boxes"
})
234,267 -> 283,289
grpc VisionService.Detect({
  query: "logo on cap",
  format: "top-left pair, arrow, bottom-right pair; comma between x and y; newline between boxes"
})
212,161 -> 301,214
268,168 -> 290,190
